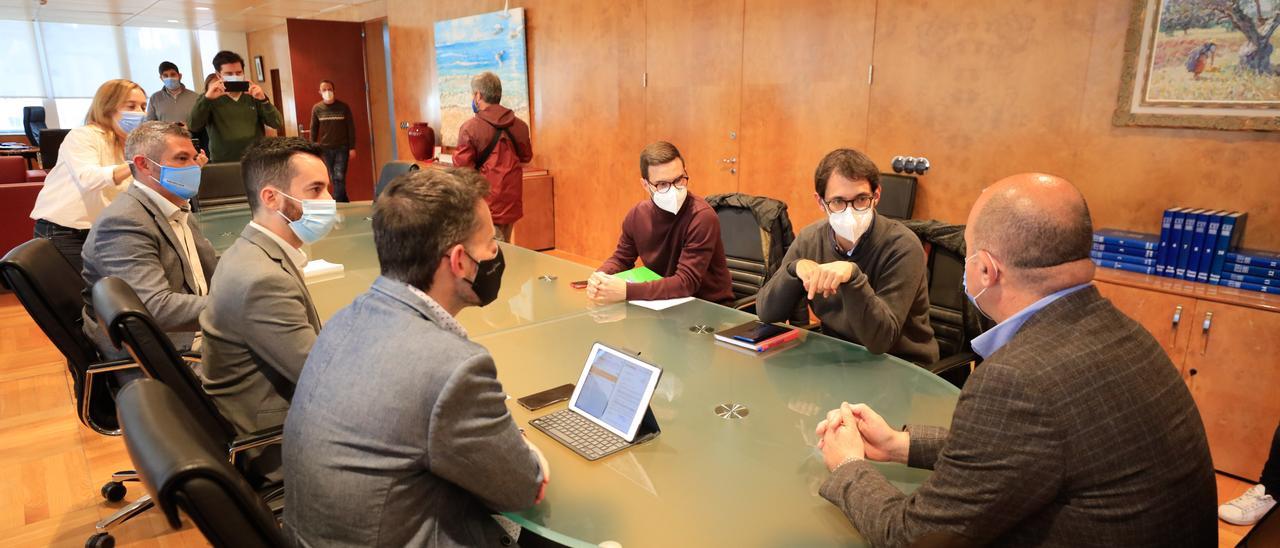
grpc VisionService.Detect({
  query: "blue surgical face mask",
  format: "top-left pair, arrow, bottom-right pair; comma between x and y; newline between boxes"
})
162,77 -> 180,90
278,192 -> 338,244
147,158 -> 202,200
118,111 -> 145,134
963,252 -> 990,319
471,99 -> 480,114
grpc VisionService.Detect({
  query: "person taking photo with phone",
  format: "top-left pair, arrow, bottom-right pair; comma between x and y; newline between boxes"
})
189,50 -> 283,163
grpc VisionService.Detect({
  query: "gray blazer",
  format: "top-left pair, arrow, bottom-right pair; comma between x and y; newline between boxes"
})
284,276 -> 543,547
200,225 -> 320,437
82,184 -> 217,356
820,286 -> 1217,547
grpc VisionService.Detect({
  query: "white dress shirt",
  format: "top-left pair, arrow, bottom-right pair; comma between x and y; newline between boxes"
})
132,182 -> 208,296
247,221 -> 308,269
29,125 -> 130,229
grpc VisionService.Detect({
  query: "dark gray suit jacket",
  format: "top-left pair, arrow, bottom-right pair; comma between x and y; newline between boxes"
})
200,225 -> 320,437
821,286 -> 1217,547
81,184 -> 217,355
284,276 -> 543,547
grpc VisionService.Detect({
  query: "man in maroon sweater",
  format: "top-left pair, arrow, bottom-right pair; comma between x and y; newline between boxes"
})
588,142 -> 734,306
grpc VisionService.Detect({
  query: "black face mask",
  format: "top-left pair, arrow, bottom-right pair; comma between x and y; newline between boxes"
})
463,246 -> 505,306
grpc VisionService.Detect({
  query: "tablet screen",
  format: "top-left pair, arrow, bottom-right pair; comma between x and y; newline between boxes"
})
568,343 -> 662,441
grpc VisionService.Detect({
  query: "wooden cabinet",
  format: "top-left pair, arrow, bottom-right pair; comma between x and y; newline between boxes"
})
1182,300 -> 1280,480
512,174 -> 555,251
1096,269 -> 1280,479
1094,282 -> 1193,369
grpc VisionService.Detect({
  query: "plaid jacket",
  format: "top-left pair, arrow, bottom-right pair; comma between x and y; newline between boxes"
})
821,286 -> 1217,547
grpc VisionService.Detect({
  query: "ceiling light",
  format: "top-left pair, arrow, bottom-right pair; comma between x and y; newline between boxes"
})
196,6 -> 209,10
168,19 -> 179,23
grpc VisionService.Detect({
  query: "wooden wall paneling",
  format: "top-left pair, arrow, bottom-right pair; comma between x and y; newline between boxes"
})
365,18 -> 396,180
521,0 -> 647,261
1068,0 -> 1280,251
644,0 -> 745,198
1182,300 -> 1280,479
247,24 -> 297,135
864,0 -> 1095,226
737,0 -> 877,231
286,18 -> 376,201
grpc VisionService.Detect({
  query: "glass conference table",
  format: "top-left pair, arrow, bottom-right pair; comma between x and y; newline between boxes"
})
196,202 -> 960,547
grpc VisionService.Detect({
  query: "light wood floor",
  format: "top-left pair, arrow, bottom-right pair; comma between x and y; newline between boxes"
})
0,289 -> 1260,547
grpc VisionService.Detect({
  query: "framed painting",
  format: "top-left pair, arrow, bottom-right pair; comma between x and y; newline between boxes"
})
434,8 -> 531,147
1115,0 -> 1280,131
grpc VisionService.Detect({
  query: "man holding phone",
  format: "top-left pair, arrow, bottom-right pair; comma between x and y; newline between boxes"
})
189,50 -> 283,163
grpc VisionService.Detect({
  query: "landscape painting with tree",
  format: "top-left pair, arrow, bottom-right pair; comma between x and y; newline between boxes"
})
1144,0 -> 1280,106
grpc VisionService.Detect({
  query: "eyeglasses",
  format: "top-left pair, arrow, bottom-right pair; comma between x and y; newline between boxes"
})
820,194 -> 875,213
646,174 -> 688,194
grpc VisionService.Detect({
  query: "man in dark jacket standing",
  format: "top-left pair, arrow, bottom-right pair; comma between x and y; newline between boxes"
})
454,71 -> 533,243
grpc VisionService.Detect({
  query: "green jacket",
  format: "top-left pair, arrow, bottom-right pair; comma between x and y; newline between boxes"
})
189,93 -> 284,163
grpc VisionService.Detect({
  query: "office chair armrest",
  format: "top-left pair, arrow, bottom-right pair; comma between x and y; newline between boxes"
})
732,295 -> 756,311
82,358 -> 140,435
927,351 -> 979,377
181,350 -> 201,365
228,425 -> 283,458
85,358 -> 139,375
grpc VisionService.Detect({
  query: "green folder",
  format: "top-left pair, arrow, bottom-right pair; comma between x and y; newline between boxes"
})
614,266 -> 661,283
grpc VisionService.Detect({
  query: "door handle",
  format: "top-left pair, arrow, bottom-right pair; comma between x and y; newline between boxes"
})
1200,311 -> 1213,355
1170,305 -> 1183,346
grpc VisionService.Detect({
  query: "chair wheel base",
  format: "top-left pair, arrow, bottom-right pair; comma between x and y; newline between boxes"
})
101,481 -> 127,502
86,532 -> 114,548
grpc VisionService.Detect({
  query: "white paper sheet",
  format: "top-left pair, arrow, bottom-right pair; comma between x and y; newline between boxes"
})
628,296 -> 694,311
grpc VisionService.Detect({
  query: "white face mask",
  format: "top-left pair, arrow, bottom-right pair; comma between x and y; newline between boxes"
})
222,74 -> 245,83
652,187 -> 687,215
321,90 -> 334,102
828,207 -> 874,247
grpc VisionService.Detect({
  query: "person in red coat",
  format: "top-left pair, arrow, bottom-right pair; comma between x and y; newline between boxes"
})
453,71 -> 533,243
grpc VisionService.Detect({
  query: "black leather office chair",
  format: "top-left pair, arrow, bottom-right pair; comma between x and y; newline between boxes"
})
878,173 -> 918,220
904,220 -> 994,387
704,193 -> 807,321
23,106 -> 46,147
374,160 -> 419,199
90,276 -> 283,547
39,128 -> 70,170
194,162 -> 248,211
117,379 -> 287,548
0,239 -> 154,546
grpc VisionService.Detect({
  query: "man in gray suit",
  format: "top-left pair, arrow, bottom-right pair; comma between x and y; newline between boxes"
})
82,121 -> 217,358
199,137 -> 332,476
815,173 -> 1216,546
284,167 -> 550,547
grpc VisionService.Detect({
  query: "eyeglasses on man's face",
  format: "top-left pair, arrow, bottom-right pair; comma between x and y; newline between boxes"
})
820,193 -> 874,213
647,174 -> 688,194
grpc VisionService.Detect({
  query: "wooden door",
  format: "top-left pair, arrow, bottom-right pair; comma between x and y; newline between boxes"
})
737,0 -> 877,229
1183,300 -> 1280,479
286,19 -> 375,201
1095,281 -> 1194,369
645,0 -> 743,196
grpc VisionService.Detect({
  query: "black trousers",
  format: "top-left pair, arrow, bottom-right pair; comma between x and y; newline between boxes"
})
1263,422 -> 1280,494
33,218 -> 89,274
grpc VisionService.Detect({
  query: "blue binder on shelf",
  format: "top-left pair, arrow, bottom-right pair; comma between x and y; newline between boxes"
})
1219,279 -> 1280,295
1092,229 -> 1159,250
1174,209 -> 1206,279
1221,273 -> 1278,287
1194,210 -> 1224,283
1226,247 -> 1279,270
1091,243 -> 1157,258
1165,208 -> 1190,278
1090,251 -> 1157,267
1156,207 -> 1184,276
1092,259 -> 1156,275
1208,212 -> 1248,284
1222,262 -> 1279,279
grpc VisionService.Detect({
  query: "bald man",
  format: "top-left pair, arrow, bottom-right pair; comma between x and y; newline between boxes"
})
813,174 -> 1216,546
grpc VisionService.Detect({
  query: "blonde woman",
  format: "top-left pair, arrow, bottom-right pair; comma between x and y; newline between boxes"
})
29,79 -> 206,272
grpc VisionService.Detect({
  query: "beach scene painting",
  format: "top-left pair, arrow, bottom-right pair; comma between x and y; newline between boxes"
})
435,8 -> 530,147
